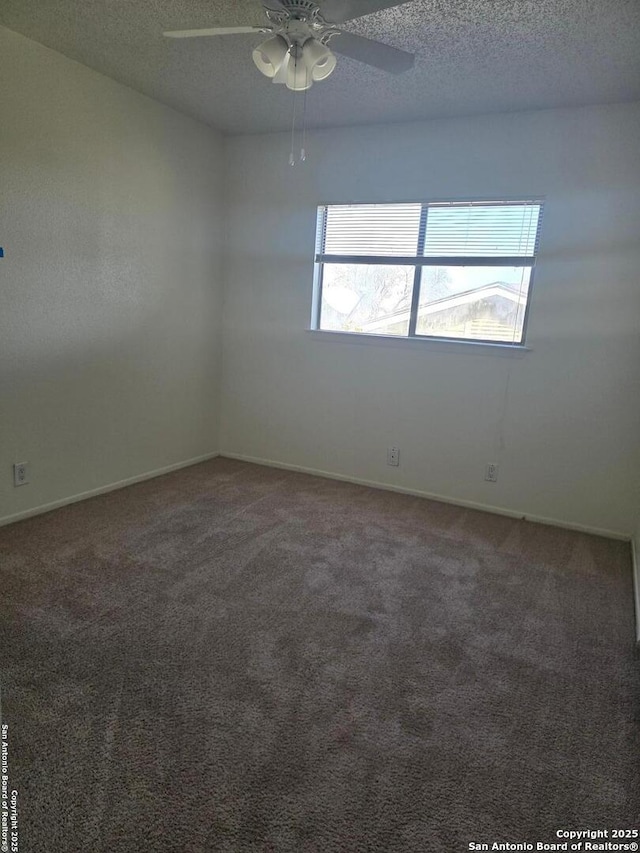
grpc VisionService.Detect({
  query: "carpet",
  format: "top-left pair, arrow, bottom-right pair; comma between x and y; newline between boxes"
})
0,458 -> 638,852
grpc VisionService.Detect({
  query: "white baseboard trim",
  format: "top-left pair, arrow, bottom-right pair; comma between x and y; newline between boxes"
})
632,538 -> 640,645
220,451 -> 631,542
0,451 -> 220,528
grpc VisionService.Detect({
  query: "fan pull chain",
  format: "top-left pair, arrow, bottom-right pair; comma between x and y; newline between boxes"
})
300,78 -> 308,162
289,73 -> 297,167
288,48 -> 309,167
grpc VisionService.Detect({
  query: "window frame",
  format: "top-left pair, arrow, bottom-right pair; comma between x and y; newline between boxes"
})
312,199 -> 544,348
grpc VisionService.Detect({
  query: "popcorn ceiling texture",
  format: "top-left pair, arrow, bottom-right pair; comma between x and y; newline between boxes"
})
1,458 -> 638,850
0,0 -> 639,133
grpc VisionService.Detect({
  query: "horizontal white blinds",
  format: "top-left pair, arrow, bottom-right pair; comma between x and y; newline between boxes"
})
424,203 -> 541,257
318,200 -> 543,259
321,204 -> 422,256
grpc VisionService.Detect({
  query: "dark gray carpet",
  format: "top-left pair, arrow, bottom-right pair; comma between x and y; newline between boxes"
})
1,458 -> 638,852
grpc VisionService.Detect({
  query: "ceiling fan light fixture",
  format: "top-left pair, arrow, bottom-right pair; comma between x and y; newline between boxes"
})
252,34 -> 289,78
302,38 -> 337,82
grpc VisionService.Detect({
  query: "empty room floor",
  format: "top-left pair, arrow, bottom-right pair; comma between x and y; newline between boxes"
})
1,458 -> 638,851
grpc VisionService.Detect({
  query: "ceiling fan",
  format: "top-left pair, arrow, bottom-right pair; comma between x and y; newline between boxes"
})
164,0 -> 416,92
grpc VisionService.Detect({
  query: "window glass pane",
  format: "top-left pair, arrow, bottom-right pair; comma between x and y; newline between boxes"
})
416,266 -> 531,343
423,204 -> 541,257
320,264 -> 413,336
322,204 -> 421,257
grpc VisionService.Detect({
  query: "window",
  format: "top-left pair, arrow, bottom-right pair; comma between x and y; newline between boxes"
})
312,200 -> 543,345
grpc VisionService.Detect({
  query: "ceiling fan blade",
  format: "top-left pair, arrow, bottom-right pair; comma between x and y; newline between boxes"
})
329,30 -> 414,73
163,26 -> 266,38
318,0 -> 412,24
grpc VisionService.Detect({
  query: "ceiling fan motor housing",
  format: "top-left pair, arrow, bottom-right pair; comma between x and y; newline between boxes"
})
276,0 -> 322,20
265,0 -> 334,50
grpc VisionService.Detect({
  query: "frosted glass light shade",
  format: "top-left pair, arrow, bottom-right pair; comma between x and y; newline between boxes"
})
252,35 -> 289,78
302,39 -> 337,81
273,52 -> 290,84
286,53 -> 312,91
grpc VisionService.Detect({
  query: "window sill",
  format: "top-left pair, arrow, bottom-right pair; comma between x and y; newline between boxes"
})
305,329 -> 532,357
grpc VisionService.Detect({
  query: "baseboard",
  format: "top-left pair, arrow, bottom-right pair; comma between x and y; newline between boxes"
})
0,451 -> 220,528
632,538 -> 640,645
220,451 -> 631,542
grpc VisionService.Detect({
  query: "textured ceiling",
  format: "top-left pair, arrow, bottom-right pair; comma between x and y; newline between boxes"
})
1,0 -> 639,134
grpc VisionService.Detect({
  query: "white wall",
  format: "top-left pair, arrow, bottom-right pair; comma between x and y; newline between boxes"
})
221,103 -> 640,537
0,27 -> 224,523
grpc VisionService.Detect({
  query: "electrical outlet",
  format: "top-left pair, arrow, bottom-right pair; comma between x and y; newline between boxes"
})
387,447 -> 400,467
13,462 -> 29,487
484,463 -> 499,483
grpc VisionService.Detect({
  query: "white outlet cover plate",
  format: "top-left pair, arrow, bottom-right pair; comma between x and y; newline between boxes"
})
485,463 -> 499,483
13,462 -> 29,486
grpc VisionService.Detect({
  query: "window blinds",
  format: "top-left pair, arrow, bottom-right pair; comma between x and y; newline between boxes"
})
320,203 -> 422,256
317,200 -> 543,261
